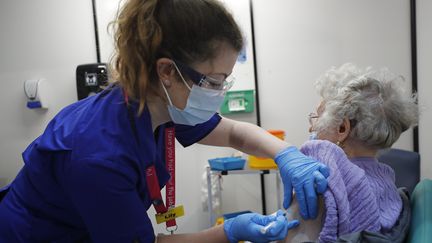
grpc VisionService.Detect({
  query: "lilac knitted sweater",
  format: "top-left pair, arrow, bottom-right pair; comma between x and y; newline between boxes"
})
300,140 -> 402,243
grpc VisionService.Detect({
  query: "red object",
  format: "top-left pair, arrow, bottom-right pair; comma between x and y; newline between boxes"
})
124,88 -> 177,228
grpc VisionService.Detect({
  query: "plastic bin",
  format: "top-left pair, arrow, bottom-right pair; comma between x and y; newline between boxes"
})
249,130 -> 285,169
208,157 -> 246,171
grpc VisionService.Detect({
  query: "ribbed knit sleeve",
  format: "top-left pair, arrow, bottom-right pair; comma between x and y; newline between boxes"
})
300,140 -> 381,243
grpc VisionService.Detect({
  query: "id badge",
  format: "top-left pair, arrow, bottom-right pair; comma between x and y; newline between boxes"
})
155,205 -> 185,224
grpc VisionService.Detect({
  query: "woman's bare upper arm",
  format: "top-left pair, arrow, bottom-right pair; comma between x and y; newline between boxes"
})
198,117 -> 236,147
279,196 -> 325,243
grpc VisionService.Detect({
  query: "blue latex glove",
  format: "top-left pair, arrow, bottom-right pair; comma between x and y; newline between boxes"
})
223,210 -> 299,243
275,146 -> 330,219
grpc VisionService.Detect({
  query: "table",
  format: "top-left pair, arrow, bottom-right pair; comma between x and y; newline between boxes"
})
206,166 -> 282,226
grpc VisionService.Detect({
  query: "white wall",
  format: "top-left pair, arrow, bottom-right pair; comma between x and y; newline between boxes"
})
417,0 -> 432,179
0,0 -> 96,185
0,0 -> 429,237
251,0 -> 415,213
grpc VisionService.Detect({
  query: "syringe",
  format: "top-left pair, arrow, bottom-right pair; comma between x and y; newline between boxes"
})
260,221 -> 277,234
260,209 -> 289,234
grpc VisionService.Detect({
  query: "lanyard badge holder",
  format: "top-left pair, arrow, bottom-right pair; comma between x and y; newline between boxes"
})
124,91 -> 184,234
145,127 -> 184,234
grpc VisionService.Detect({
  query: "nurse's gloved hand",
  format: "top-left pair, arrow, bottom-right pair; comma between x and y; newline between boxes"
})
223,210 -> 299,243
275,146 -> 330,219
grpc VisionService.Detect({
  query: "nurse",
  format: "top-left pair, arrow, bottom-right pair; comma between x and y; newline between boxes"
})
0,0 -> 329,242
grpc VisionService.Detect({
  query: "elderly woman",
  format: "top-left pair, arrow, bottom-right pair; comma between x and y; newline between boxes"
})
280,63 -> 418,243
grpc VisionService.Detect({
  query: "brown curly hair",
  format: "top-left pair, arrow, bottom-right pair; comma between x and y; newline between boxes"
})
110,0 -> 244,114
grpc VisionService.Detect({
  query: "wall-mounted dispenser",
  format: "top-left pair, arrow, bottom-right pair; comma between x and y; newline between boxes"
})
24,79 -> 47,109
76,63 -> 108,100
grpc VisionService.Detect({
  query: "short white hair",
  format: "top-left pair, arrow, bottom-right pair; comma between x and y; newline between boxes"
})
314,63 -> 418,149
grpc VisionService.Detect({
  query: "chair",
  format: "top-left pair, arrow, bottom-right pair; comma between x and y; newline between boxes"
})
377,148 -> 420,194
407,179 -> 432,243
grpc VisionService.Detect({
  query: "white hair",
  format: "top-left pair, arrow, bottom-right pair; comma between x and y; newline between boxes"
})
314,63 -> 418,149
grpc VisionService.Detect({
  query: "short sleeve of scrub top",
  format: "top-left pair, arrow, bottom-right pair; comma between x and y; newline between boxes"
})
0,83 -> 223,242
174,114 -> 222,147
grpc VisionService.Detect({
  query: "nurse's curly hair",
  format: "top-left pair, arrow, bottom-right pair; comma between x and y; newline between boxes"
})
314,63 -> 419,149
109,0 -> 243,114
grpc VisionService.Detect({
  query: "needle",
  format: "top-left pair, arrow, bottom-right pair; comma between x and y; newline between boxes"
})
260,210 -> 288,234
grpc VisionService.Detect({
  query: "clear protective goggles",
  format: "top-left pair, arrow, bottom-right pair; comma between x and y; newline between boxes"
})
172,59 -> 235,91
308,112 -> 319,126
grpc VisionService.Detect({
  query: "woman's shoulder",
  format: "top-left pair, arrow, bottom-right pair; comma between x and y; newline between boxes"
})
35,87 -> 131,155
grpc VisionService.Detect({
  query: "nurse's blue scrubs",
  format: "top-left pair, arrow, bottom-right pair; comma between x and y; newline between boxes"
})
0,85 -> 221,242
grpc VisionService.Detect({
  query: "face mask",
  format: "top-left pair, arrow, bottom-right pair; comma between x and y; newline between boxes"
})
309,131 -> 318,140
160,79 -> 225,126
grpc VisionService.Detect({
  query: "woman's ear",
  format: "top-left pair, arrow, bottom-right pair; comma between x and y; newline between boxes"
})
156,58 -> 175,87
337,118 -> 351,142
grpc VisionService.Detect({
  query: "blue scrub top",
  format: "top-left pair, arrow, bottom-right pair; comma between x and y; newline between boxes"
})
0,85 -> 221,243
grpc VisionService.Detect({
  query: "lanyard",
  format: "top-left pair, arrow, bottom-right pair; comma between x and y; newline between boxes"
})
145,127 -> 177,229
123,90 -> 179,233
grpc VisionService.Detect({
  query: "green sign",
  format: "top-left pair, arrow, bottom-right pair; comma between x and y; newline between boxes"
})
220,90 -> 255,114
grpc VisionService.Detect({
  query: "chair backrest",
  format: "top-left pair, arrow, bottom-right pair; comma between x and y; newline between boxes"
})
407,179 -> 432,243
377,148 -> 420,194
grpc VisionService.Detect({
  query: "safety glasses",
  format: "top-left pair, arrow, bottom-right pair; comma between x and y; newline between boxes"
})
308,112 -> 319,126
308,112 -> 358,128
172,59 -> 235,91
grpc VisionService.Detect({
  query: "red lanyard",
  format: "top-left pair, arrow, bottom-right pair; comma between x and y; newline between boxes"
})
145,127 -> 177,228
123,89 -> 177,229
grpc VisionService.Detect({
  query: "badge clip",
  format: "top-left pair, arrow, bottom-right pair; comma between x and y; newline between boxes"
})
155,205 -> 185,224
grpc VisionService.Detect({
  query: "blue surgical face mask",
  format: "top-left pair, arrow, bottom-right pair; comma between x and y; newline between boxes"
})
160,78 -> 225,126
309,131 -> 318,140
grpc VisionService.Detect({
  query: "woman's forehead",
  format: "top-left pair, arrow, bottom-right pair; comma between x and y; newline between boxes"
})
316,101 -> 325,113
193,42 -> 238,76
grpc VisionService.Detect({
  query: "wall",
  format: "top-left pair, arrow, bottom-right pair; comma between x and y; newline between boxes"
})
251,0 -> 415,213
417,0 -> 432,179
0,0 -> 430,236
0,0 -> 96,185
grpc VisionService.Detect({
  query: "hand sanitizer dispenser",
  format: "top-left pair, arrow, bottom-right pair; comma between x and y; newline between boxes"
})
24,79 -> 47,109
